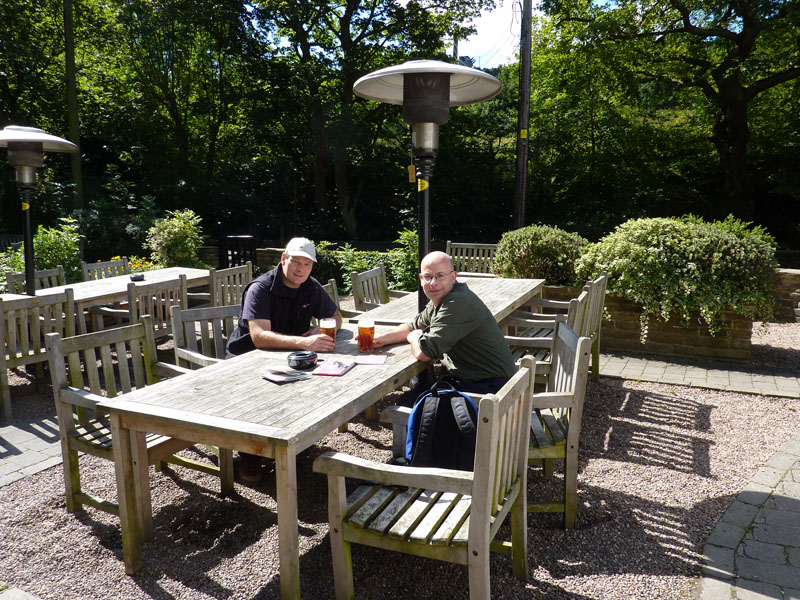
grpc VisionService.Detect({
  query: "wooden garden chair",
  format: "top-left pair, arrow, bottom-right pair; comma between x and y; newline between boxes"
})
0,288 -> 76,421
322,278 -> 362,319
171,303 -> 241,368
314,356 -> 535,600
5,265 -> 67,293
350,263 -> 410,311
80,257 -> 130,280
189,261 -> 253,308
527,321 -> 591,528
446,241 -> 497,278
91,275 -> 187,340
45,315 -> 233,538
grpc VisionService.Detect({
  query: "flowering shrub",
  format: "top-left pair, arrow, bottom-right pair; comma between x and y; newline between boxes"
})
113,255 -> 160,273
493,224 -> 588,285
575,215 -> 778,341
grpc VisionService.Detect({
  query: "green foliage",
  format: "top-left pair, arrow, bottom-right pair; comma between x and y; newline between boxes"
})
32,218 -> 82,282
0,218 -> 82,291
493,225 -> 589,285
386,229 -> 419,291
575,216 -> 778,340
311,241 -> 342,287
144,209 -> 205,267
0,248 -> 24,293
335,244 -> 386,295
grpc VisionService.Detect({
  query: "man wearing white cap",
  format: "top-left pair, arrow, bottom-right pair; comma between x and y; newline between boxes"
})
226,237 -> 342,482
226,237 -> 342,356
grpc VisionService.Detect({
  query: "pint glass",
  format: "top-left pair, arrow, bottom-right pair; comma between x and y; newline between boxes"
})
320,318 -> 337,342
357,319 -> 375,352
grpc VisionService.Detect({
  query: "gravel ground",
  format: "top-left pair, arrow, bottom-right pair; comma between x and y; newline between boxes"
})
1,320 -> 798,600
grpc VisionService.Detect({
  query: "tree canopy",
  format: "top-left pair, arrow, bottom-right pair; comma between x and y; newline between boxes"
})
1,0 -> 799,260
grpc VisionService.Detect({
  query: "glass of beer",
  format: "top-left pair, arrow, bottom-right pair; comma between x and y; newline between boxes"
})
320,318 -> 337,342
357,319 -> 375,353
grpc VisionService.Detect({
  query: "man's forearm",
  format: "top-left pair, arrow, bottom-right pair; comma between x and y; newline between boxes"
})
253,329 -> 309,351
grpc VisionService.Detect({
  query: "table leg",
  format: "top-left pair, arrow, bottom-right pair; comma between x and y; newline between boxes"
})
110,414 -> 143,575
275,444 -> 300,599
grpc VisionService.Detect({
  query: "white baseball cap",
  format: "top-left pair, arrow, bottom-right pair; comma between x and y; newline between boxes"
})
284,237 -> 317,262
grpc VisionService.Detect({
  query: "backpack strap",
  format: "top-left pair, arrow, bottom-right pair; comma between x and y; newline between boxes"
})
450,392 -> 477,471
409,396 -> 441,468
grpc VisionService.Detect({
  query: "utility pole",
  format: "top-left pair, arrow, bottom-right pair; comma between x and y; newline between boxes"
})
512,0 -> 532,229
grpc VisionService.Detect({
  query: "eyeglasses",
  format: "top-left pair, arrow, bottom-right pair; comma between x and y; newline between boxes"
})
420,271 -> 454,284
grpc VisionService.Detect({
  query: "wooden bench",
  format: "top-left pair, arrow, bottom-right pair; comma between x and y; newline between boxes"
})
446,241 -> 497,277
314,356 -> 535,599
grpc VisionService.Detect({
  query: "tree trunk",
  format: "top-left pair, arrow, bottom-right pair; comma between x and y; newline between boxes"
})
709,78 -> 752,217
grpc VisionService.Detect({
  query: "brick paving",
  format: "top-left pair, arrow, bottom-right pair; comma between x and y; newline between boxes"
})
2,352 -> 799,600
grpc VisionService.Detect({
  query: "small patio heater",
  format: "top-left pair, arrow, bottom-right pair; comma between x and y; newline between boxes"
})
353,60 -> 501,310
0,125 -> 78,295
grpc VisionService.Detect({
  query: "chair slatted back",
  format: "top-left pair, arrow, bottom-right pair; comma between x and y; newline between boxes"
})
350,263 -> 390,311
171,304 -> 240,367
5,266 -> 67,294
210,261 -> 252,306
1,289 -> 76,420
582,272 -> 607,340
127,275 -> 187,340
1,289 -> 76,366
52,315 -> 159,400
543,322 -> 591,431
475,355 -> 536,529
80,257 -> 130,281
446,241 -> 497,275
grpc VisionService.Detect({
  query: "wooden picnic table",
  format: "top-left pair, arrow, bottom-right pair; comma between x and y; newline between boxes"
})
349,276 -> 545,325
99,277 -> 543,599
1,266 -> 210,333
100,323 -> 427,598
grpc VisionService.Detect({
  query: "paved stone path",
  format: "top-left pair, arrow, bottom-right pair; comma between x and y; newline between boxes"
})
1,352 -> 798,600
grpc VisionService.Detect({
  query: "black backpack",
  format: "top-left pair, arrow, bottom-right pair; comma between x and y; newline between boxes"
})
404,381 -> 479,471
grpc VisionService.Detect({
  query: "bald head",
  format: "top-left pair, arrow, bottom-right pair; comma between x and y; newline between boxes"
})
419,251 -> 456,306
420,251 -> 454,273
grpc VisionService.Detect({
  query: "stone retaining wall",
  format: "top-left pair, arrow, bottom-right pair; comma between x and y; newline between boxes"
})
542,285 -> 753,362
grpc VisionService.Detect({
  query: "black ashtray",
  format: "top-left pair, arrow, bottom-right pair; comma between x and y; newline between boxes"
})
130,273 -> 144,281
287,351 -> 317,370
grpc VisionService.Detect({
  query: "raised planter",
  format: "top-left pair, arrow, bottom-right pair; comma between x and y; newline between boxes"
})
542,285 -> 753,362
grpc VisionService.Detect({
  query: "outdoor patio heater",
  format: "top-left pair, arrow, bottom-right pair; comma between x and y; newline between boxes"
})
353,60 -> 501,310
0,125 -> 78,295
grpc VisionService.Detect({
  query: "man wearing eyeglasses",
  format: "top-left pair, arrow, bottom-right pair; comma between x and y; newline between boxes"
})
374,250 -> 516,405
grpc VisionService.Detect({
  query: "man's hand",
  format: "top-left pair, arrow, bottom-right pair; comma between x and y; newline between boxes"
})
302,332 -> 336,352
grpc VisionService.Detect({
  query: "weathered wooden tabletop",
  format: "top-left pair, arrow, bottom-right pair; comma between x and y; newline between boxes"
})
349,276 -> 545,325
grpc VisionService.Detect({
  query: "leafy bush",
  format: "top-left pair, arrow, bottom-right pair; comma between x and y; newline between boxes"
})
386,229 -> 419,291
493,225 -> 588,285
0,219 -> 82,291
575,215 -> 778,340
0,248 -> 24,293
335,244 -> 386,294
144,209 -> 205,267
32,218 -> 82,282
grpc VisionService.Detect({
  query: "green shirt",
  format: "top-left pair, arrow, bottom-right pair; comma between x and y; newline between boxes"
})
408,281 -> 516,381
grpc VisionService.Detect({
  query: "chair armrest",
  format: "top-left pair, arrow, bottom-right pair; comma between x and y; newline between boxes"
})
313,451 -> 474,495
174,347 -> 222,368
61,387 -> 104,410
531,391 -> 574,409
88,306 -> 130,318
339,308 -> 364,318
504,336 -> 553,349
388,289 -> 412,298
152,361 -> 192,379
380,405 -> 412,459
456,272 -> 496,278
528,297 -> 571,311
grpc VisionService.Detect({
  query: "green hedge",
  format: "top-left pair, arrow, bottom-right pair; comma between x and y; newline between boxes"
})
493,224 -> 588,285
575,215 -> 778,339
